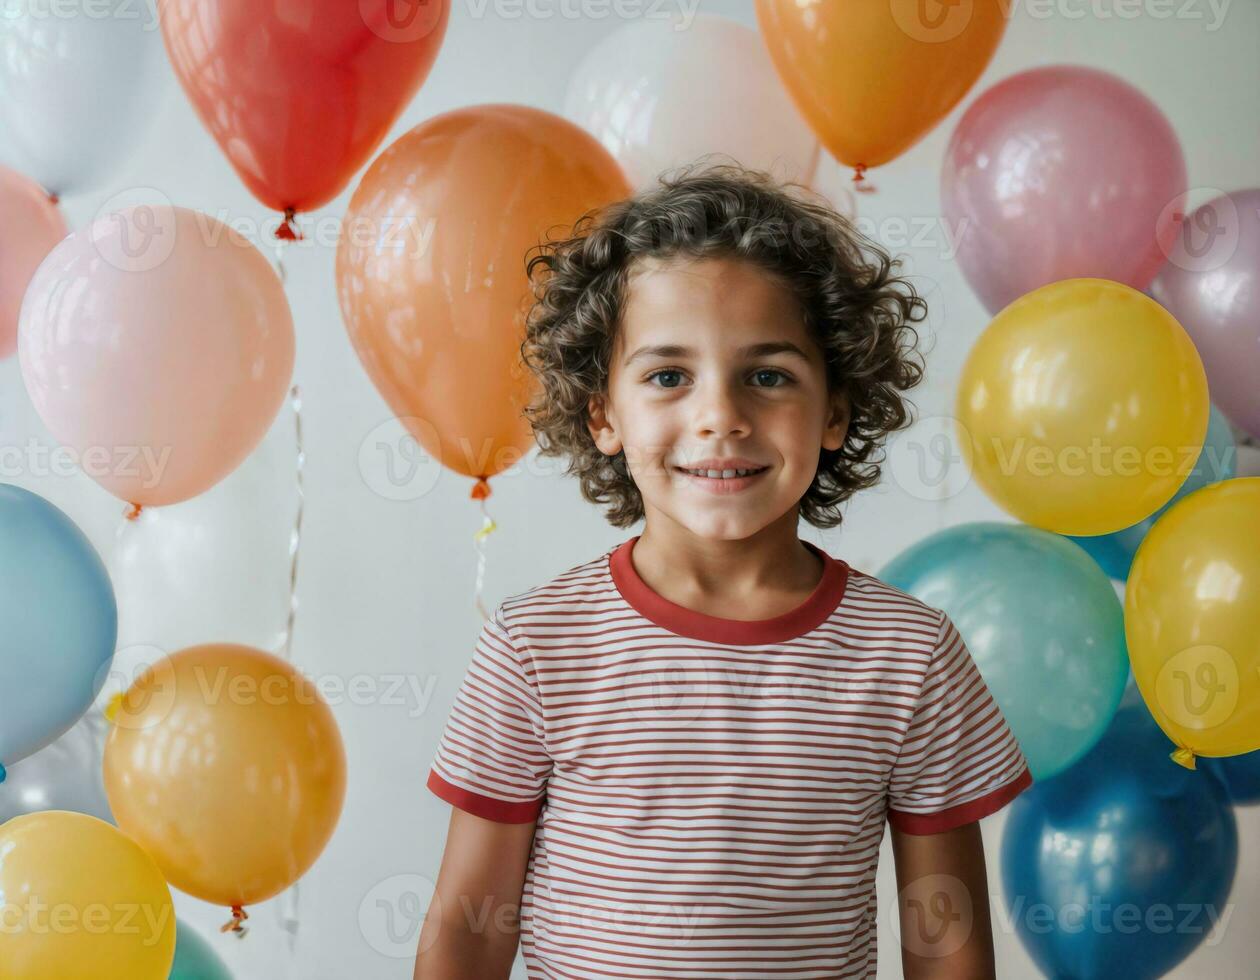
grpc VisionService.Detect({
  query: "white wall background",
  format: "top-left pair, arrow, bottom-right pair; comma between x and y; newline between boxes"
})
1,1 -> 1257,977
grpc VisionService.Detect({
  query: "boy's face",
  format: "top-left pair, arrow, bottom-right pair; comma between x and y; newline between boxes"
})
587,255 -> 849,542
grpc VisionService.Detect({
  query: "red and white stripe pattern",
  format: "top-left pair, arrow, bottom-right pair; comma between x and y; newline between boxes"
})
428,536 -> 1032,979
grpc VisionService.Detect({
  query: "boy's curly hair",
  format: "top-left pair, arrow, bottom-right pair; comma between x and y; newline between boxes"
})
520,161 -> 928,530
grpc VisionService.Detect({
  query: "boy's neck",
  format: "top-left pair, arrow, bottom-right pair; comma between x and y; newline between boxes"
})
629,513 -> 825,619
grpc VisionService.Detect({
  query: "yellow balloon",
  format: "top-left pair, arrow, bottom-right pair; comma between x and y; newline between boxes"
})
103,644 -> 346,922
0,811 -> 176,979
1126,478 -> 1260,769
957,278 -> 1209,535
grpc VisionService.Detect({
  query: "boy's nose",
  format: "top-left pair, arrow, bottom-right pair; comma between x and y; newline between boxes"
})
693,381 -> 751,438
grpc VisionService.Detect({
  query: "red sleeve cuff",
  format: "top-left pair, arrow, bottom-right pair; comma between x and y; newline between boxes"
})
887,765 -> 1033,836
427,769 -> 545,824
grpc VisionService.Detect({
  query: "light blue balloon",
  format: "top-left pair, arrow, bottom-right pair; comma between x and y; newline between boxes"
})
880,522 -> 1129,782
0,2 -> 170,195
1068,403 -> 1236,580
170,920 -> 233,980
0,485 -> 116,783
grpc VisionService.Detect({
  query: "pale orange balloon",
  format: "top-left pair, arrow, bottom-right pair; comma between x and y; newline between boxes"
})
102,644 -> 346,912
336,103 -> 630,493
755,0 -> 1009,173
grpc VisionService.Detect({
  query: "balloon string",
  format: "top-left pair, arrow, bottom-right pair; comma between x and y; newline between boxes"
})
269,238 -> 303,961
470,478 -> 498,620
281,383 -> 305,662
221,905 -> 250,937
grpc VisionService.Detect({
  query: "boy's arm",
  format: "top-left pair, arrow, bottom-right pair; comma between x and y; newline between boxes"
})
889,820 -> 997,980
413,807 -> 538,980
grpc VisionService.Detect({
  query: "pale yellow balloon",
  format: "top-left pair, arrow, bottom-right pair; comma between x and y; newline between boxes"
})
0,811 -> 176,979
957,278 -> 1209,535
103,644 -> 346,911
1126,478 -> 1260,769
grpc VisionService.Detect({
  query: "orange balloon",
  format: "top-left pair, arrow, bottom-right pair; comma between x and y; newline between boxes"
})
336,104 -> 630,492
755,0 -> 1009,173
103,644 -> 346,917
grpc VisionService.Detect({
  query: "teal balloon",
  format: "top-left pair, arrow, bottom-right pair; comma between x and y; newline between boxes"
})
0,484 -> 117,783
880,522 -> 1129,781
170,920 -> 233,980
1068,404 -> 1236,580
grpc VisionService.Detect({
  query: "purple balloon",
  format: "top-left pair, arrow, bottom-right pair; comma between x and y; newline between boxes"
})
942,65 -> 1187,314
1150,188 -> 1260,441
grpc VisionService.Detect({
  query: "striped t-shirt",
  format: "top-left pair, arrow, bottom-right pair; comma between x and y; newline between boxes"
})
427,535 -> 1032,979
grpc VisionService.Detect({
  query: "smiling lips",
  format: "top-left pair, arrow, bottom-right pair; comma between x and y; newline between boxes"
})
672,461 -> 771,494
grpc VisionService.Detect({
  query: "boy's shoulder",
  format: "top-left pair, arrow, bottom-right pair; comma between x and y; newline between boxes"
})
493,541 -> 621,626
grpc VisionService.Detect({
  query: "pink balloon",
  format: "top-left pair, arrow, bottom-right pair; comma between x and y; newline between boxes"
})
0,166 -> 67,359
942,65 -> 1187,314
1151,188 -> 1260,441
18,205 -> 294,507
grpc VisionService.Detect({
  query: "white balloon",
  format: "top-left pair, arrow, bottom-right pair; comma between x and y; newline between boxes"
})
111,397 -> 300,658
564,12 -> 820,191
0,709 -> 114,824
0,0 -> 170,195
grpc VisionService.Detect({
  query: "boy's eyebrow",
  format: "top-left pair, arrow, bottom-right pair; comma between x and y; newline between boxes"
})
623,341 -> 812,366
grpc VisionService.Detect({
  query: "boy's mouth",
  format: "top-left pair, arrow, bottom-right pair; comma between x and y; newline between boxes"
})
673,465 -> 769,479
671,464 -> 771,493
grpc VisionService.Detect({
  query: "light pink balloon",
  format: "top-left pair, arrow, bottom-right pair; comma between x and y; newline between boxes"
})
1151,188 -> 1260,441
0,166 -> 67,359
18,205 -> 294,507
942,65 -> 1187,314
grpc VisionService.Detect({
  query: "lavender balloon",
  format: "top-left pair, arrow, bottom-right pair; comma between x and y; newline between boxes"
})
942,65 -> 1186,314
1150,188 -> 1260,441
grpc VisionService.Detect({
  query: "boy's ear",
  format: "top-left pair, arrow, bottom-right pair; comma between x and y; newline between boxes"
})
587,392 -> 622,457
821,389 -> 850,452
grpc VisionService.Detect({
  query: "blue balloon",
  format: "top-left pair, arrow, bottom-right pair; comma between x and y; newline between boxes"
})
0,485 -> 117,782
170,919 -> 233,980
1001,698 -> 1238,980
1199,750 -> 1260,806
880,522 -> 1129,781
1068,404 -> 1236,580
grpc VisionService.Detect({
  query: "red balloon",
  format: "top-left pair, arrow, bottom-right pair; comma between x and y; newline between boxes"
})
159,0 -> 449,218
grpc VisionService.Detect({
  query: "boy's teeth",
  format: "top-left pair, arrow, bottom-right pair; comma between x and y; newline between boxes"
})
684,467 -> 762,478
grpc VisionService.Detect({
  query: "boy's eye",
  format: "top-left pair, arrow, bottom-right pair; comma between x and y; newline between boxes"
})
644,368 -> 794,389
646,369 -> 687,389
750,369 -> 791,387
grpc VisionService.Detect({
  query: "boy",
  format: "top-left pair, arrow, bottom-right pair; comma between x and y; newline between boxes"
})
415,164 -> 1032,979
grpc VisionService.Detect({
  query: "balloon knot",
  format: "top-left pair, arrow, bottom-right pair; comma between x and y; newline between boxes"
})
274,208 -> 303,241
851,164 -> 877,194
123,502 -> 143,521
220,905 -> 250,936
471,476 -> 492,501
1170,746 -> 1197,770
47,191 -> 59,206
104,692 -> 125,725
